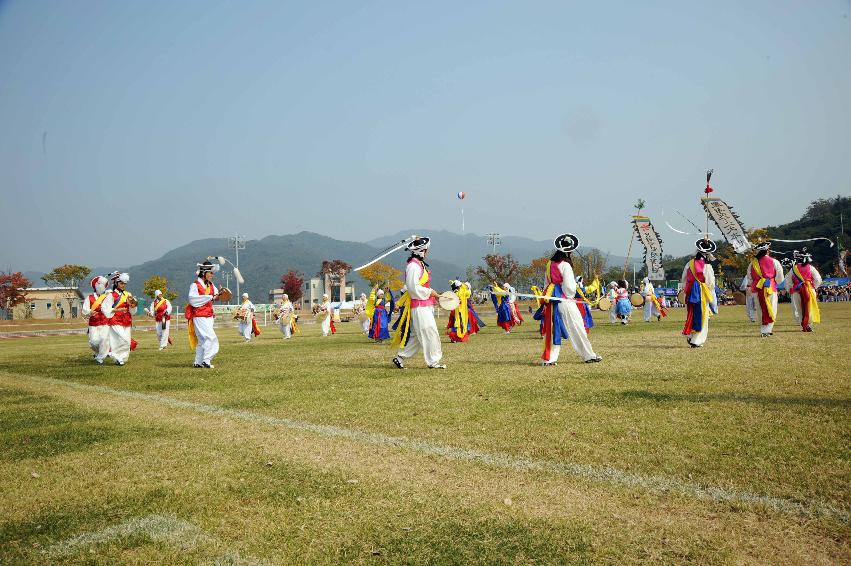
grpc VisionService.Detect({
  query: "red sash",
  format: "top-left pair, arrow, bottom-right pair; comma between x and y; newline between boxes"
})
408,258 -> 435,308
186,280 -> 215,319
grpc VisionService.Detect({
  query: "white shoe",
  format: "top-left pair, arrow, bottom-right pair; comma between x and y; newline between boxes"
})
428,364 -> 447,369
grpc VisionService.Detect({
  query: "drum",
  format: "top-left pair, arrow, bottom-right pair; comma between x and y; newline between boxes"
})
333,310 -> 341,323
597,297 -> 612,311
733,291 -> 746,305
357,310 -> 369,323
218,288 -> 233,303
630,293 -> 645,307
677,290 -> 686,304
314,310 -> 328,321
438,291 -> 460,311
279,313 -> 292,327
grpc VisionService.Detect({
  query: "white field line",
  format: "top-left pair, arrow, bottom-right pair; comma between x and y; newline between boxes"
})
29,376 -> 850,525
46,513 -> 211,557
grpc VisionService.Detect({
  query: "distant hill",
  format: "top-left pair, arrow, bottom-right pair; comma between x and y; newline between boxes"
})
84,232 -> 466,303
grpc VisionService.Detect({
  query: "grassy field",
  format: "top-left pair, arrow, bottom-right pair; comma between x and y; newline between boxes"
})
1,303 -> 849,564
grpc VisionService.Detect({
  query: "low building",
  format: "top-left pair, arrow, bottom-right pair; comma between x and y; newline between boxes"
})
12,287 -> 85,319
299,278 -> 355,310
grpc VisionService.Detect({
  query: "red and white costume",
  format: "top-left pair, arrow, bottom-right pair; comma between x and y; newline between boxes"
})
749,249 -> 784,335
782,257 -> 822,331
188,277 -> 219,366
101,273 -> 134,365
81,276 -> 110,363
147,290 -> 172,349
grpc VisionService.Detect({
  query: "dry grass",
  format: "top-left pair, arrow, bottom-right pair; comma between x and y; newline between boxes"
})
0,303 -> 849,564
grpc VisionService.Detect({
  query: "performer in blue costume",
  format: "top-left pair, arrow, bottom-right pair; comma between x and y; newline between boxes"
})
368,289 -> 394,342
574,275 -> 595,332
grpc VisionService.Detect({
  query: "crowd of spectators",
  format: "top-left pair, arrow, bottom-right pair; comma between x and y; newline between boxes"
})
817,284 -> 851,302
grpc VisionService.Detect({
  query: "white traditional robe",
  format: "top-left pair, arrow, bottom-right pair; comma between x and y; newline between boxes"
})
608,288 -> 618,324
397,260 -> 443,366
277,300 -> 295,338
148,298 -> 172,349
679,262 -> 717,347
783,265 -> 822,326
188,278 -> 219,365
740,272 -> 757,322
545,262 -> 599,363
238,300 -> 256,340
641,281 -> 661,321
101,293 -> 132,364
82,293 -> 110,363
319,300 -> 333,336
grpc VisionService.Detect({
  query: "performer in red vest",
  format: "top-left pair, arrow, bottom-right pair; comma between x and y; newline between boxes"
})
748,241 -> 784,337
782,249 -> 823,332
147,289 -> 172,350
101,272 -> 135,365
82,275 -> 110,364
187,261 -> 220,368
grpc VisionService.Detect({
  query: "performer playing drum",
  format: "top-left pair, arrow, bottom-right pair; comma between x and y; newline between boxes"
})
101,272 -> 134,366
237,293 -> 259,342
187,260 -> 220,368
392,236 -> 446,369
614,280 -> 632,324
356,293 -> 370,334
147,289 -> 172,350
640,277 -> 665,322
606,282 -> 618,324
82,275 -> 110,364
276,293 -> 298,339
318,294 -> 335,336
680,239 -> 718,348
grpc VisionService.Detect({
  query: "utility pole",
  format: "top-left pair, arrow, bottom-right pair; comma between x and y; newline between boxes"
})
228,234 -> 246,301
485,233 -> 501,254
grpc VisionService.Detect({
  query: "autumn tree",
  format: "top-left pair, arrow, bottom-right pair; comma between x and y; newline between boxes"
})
475,254 -> 521,287
358,262 -> 404,291
42,264 -> 90,318
280,270 -> 305,303
0,271 -> 31,319
573,248 -> 606,281
143,275 -> 179,302
519,256 -> 550,288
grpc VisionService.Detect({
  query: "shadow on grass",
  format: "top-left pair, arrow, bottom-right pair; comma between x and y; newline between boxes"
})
619,389 -> 850,408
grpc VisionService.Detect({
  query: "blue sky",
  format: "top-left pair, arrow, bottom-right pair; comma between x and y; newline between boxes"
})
1,1 -> 849,271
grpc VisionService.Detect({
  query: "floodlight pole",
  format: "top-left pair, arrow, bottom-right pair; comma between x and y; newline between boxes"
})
228,234 -> 246,301
486,233 -> 501,255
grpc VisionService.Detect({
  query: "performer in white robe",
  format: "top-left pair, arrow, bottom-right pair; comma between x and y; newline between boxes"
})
640,277 -> 662,322
276,294 -> 297,339
238,293 -> 256,341
783,250 -> 823,331
748,241 -> 784,337
101,272 -> 134,365
504,282 -> 523,326
188,261 -> 220,368
147,289 -> 172,350
357,292 -> 370,334
319,294 -> 334,336
680,240 -> 718,348
739,271 -> 757,323
780,258 -> 800,321
392,237 -> 445,369
540,233 -> 601,365
607,282 -> 618,324
82,275 -> 110,364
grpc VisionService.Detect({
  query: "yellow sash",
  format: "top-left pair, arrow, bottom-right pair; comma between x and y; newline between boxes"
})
114,291 -> 129,309
155,298 -> 167,312
391,267 -> 429,346
689,260 -> 715,322
793,264 -> 820,324
91,293 -> 107,311
366,287 -> 376,319
452,285 -> 470,339
751,259 -> 775,322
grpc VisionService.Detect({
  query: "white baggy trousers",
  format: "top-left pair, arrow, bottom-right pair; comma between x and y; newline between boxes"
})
193,316 -> 219,365
397,306 -> 443,366
546,301 -> 598,363
88,325 -> 110,362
